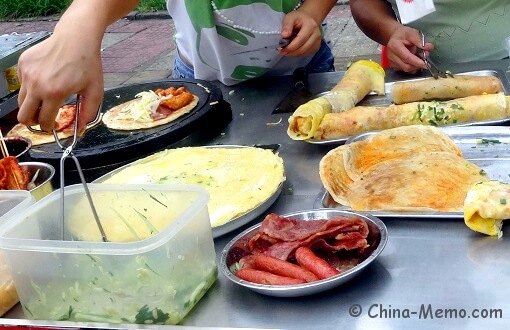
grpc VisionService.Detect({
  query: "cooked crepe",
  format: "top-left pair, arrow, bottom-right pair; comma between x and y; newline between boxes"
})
314,93 -> 509,140
342,125 -> 462,181
99,147 -> 285,228
102,95 -> 198,130
319,126 -> 490,212
464,181 -> 510,237
347,152 -> 489,212
319,126 -> 462,204
288,60 -> 385,140
391,75 -> 502,105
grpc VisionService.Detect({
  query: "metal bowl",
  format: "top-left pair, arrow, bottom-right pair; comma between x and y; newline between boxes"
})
2,136 -> 31,162
19,162 -> 55,201
220,209 -> 387,297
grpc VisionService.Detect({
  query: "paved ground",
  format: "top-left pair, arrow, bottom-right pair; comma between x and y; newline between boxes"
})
0,4 -> 381,89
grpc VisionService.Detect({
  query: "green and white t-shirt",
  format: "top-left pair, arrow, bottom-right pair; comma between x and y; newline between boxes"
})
167,0 -> 313,85
388,0 -> 510,63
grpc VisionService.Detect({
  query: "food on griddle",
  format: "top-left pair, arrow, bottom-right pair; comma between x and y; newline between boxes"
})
102,86 -> 198,130
7,104 -> 100,146
287,60 -> 385,140
231,213 -> 369,285
320,125 -> 490,212
390,75 -> 503,104
464,181 -> 510,237
97,147 -> 285,228
312,93 -> 509,140
0,156 -> 30,190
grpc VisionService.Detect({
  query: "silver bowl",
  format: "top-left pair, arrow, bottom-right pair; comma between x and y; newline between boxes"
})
221,209 -> 388,297
2,136 -> 31,162
19,162 -> 55,201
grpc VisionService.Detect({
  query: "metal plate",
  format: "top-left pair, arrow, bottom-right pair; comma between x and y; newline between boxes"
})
306,70 -> 510,145
220,209 -> 387,297
314,126 -> 510,219
27,79 -> 231,182
93,145 -> 285,239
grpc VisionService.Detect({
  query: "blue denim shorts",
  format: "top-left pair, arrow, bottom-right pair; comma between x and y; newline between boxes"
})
172,51 -> 195,79
172,38 -> 335,79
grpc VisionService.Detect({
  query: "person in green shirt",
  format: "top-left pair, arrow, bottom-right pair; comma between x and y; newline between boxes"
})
350,0 -> 510,73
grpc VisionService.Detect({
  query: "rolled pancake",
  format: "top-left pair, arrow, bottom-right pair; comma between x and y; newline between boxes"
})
343,125 -> 462,181
287,60 -> 385,140
324,60 -> 386,112
391,75 -> 502,104
347,152 -> 489,212
287,98 -> 332,140
464,181 -> 510,237
314,93 -> 509,140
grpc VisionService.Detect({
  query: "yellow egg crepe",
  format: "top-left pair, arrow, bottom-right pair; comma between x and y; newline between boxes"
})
99,147 -> 285,228
464,181 -> 510,237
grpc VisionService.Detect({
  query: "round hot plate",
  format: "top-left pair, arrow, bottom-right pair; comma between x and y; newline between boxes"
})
28,79 -> 232,183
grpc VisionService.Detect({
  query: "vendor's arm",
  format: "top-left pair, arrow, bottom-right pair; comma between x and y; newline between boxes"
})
17,0 -> 140,132
349,0 -> 433,73
280,0 -> 337,56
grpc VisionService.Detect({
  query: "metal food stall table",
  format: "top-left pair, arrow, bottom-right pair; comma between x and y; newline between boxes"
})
3,59 -> 510,329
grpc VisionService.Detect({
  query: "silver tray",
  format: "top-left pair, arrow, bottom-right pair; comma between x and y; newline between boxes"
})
306,70 -> 510,145
313,126 -> 510,219
93,145 -> 285,238
220,209 -> 387,297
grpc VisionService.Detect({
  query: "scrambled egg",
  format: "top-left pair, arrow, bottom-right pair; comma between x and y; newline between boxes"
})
101,147 -> 285,228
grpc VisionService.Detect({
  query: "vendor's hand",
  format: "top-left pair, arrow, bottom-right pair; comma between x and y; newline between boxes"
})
386,26 -> 434,74
17,27 -> 103,133
279,10 -> 322,57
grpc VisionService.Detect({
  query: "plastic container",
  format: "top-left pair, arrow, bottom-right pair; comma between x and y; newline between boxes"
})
0,184 -> 217,325
0,190 -> 35,316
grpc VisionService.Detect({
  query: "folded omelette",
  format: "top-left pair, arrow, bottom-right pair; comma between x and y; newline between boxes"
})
464,181 -> 510,237
319,125 -> 490,212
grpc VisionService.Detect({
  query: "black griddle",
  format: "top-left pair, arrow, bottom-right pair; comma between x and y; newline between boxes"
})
29,78 -> 232,184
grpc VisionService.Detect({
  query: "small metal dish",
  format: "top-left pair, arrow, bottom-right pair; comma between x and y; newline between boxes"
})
220,209 -> 387,297
1,136 -> 31,162
19,162 -> 55,201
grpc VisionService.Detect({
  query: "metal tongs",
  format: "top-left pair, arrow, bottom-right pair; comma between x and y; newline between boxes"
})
420,31 -> 454,79
28,96 -> 108,242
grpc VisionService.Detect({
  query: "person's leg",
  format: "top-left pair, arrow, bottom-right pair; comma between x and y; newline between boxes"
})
305,39 -> 335,73
172,51 -> 195,79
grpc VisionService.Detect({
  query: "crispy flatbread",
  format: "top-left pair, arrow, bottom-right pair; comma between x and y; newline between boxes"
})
391,75 -> 503,104
347,152 -> 489,212
102,95 -> 199,130
7,114 -> 102,146
319,125 -> 490,212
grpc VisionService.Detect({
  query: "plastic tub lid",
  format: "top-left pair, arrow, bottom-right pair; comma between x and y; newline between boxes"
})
0,183 -> 210,255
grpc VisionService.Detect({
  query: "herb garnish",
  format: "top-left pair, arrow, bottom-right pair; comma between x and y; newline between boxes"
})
135,305 -> 170,324
501,199 -> 507,205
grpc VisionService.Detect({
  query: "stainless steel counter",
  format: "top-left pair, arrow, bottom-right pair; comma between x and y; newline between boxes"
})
4,59 -> 510,329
